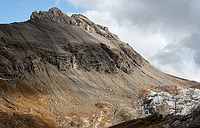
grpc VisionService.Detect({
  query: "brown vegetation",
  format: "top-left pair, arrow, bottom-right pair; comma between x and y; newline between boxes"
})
138,89 -> 151,99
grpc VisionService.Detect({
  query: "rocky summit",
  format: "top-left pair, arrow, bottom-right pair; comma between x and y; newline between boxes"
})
0,7 -> 199,128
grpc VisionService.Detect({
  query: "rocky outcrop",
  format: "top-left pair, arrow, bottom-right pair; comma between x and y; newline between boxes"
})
30,7 -> 71,24
71,14 -> 119,39
137,86 -> 200,119
163,106 -> 200,128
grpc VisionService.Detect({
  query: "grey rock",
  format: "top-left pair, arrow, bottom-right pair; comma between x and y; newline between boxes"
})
171,120 -> 182,128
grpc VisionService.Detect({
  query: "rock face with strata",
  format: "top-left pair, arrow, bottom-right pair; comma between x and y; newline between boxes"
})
0,7 -> 198,128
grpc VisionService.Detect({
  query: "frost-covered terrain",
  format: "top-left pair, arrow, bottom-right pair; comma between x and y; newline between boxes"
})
137,87 -> 200,117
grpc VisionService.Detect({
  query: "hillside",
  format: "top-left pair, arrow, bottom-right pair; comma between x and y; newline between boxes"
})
0,7 -> 198,128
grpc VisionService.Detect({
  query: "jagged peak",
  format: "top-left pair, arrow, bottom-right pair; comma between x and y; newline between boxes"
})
49,7 -> 61,13
71,14 -> 119,39
30,7 -> 70,24
30,7 -> 119,39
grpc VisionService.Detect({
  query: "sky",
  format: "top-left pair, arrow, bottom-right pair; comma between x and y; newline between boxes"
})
0,0 -> 200,82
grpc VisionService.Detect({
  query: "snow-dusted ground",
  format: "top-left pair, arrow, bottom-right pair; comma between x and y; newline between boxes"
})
137,87 -> 200,117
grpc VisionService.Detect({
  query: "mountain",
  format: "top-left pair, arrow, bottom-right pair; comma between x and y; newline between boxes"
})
0,7 -> 198,128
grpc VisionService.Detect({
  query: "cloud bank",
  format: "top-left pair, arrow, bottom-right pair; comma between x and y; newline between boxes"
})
65,0 -> 200,81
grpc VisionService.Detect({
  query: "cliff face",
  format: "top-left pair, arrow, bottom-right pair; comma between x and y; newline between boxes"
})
0,7 -> 197,128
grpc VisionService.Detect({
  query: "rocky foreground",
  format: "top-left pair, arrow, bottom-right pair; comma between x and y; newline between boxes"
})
0,7 -> 199,127
110,106 -> 200,128
110,86 -> 200,128
138,86 -> 200,117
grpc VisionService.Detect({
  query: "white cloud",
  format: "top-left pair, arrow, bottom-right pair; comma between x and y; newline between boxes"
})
66,0 -> 200,81
83,10 -> 169,58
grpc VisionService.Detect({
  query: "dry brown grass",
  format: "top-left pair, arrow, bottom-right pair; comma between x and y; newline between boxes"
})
0,78 -> 58,128
173,79 -> 187,86
138,89 -> 151,99
110,115 -> 174,128
165,86 -> 180,95
0,78 -> 115,127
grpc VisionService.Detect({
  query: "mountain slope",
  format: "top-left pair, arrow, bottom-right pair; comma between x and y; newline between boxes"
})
0,7 -> 197,128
